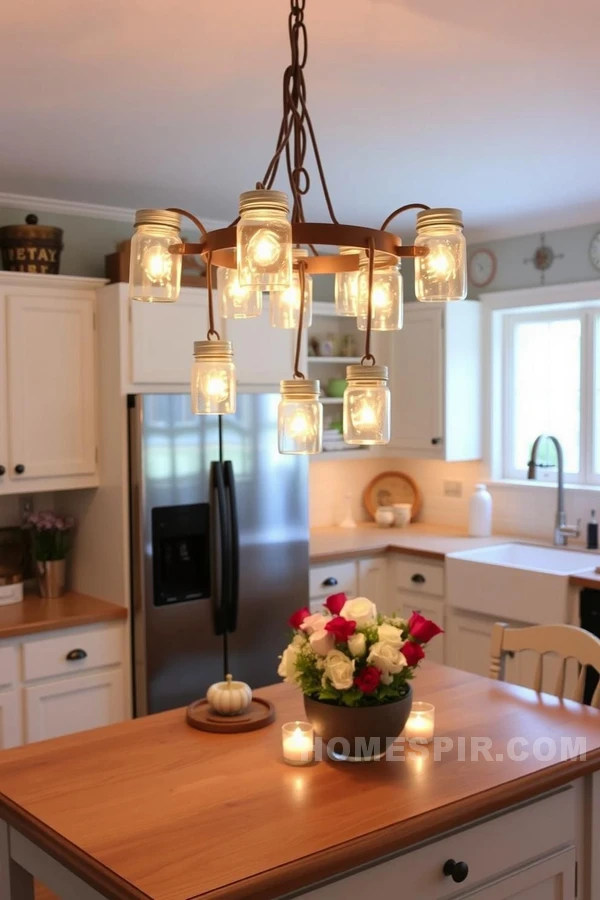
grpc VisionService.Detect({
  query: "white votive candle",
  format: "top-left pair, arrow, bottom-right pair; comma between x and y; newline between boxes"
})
404,702 -> 435,743
282,721 -> 314,766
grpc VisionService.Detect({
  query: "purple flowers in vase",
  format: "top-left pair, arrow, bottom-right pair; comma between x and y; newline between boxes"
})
22,511 -> 75,599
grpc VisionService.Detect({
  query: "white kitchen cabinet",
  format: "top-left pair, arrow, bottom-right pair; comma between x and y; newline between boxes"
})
223,296 -> 302,388
389,301 -> 481,461
0,273 -> 101,493
447,610 -> 519,682
0,690 -> 22,749
465,849 -> 575,899
357,556 -> 388,610
25,669 -> 124,743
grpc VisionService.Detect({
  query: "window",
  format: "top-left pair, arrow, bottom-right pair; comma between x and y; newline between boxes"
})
501,304 -> 600,485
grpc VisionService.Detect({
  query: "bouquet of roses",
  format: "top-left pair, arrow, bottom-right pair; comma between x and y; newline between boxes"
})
278,593 -> 442,707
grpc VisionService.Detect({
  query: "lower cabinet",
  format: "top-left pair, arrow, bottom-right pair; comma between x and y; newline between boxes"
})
24,669 -> 124,743
297,788 -> 576,900
357,557 -> 388,611
0,622 -> 127,747
0,690 -> 21,749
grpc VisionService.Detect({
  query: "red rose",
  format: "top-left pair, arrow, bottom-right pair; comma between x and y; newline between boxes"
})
289,606 -> 311,629
354,666 -> 381,694
408,611 -> 444,644
324,592 -> 347,615
402,640 -> 425,667
325,615 -> 356,642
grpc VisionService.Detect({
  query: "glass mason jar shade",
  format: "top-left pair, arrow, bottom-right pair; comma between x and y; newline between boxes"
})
237,190 -> 293,289
217,264 -> 262,319
270,249 -> 313,329
335,247 -> 363,316
357,253 -> 403,331
278,380 -> 323,455
343,365 -> 390,445
191,341 -> 236,415
414,208 -> 467,302
129,209 -> 182,303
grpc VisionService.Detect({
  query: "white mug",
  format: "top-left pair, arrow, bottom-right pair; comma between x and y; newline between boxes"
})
393,503 -> 412,528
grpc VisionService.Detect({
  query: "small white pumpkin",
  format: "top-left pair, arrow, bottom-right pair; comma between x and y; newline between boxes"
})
207,674 -> 252,716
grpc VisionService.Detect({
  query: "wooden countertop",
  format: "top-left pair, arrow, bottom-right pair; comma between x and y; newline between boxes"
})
570,570 -> 600,591
0,592 -> 127,639
0,663 -> 598,900
310,523 -> 512,562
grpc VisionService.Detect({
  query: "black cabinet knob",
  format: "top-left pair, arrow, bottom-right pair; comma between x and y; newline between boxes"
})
322,576 -> 338,587
411,573 -> 426,584
443,859 -> 469,883
431,437 -> 442,445
66,649 -> 88,661
14,464 -> 25,475
0,466 -> 5,476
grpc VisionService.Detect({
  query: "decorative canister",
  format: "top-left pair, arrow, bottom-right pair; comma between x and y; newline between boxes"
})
36,559 -> 66,599
0,571 -> 24,606
0,214 -> 63,274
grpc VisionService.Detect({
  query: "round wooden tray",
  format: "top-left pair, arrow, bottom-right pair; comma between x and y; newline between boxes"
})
363,470 -> 422,522
186,697 -> 275,733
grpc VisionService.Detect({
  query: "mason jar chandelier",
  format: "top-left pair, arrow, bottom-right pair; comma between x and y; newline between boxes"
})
128,0 -> 467,454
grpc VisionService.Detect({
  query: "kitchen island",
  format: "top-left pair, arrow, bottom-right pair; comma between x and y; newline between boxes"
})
0,663 -> 598,900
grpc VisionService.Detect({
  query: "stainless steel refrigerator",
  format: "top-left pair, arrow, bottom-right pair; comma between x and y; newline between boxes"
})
129,393 -> 309,716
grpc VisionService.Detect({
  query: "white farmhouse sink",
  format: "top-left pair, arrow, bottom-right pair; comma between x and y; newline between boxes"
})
446,543 -> 598,625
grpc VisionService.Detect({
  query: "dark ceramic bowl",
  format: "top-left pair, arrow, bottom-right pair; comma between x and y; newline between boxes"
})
304,685 -> 413,761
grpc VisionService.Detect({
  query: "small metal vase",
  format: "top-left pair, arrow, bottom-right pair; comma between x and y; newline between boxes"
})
36,559 -> 66,599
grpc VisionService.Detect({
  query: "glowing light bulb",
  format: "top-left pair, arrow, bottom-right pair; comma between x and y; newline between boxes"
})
201,369 -> 230,403
278,380 -> 322,455
343,365 -> 390,446
352,397 -> 378,431
426,245 -> 455,281
142,245 -> 173,285
248,229 -> 282,267
372,284 -> 392,310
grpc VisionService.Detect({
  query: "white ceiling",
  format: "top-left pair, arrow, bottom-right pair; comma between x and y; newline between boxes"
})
2,0 -> 600,239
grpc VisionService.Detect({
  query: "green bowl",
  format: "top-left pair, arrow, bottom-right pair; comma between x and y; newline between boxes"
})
327,378 -> 347,398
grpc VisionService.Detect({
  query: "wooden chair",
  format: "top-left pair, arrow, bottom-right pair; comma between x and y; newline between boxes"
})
490,622 -> 600,708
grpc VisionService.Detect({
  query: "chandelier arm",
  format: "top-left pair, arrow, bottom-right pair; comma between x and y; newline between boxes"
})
167,208 -> 208,237
361,238 -> 376,366
302,106 -> 339,225
380,203 -> 431,233
293,260 -> 307,379
205,252 -> 220,341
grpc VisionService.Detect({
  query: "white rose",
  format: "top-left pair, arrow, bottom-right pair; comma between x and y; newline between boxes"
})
347,632 -> 367,658
377,623 -> 404,648
277,642 -> 301,683
340,596 -> 377,627
309,628 -> 335,657
300,612 -> 331,635
324,649 -> 356,691
367,641 -> 407,685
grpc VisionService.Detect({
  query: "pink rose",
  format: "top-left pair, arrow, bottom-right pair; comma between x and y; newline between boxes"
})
300,612 -> 331,635
309,629 -> 335,656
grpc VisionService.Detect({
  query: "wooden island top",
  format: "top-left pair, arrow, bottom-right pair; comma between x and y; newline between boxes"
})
0,592 -> 126,639
0,663 -> 598,900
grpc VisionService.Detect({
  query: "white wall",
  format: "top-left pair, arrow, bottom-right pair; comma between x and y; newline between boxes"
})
311,456 -> 598,547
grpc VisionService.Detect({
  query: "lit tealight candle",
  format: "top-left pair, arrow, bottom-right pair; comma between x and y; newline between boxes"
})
282,721 -> 314,766
404,702 -> 435,743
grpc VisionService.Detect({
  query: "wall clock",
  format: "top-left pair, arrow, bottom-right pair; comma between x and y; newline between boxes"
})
590,231 -> 600,272
468,248 -> 497,288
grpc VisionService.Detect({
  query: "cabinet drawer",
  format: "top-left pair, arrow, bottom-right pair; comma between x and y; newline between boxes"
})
23,626 -> 122,682
309,562 -> 357,599
393,557 -> 444,597
0,646 -> 18,688
301,788 -> 574,900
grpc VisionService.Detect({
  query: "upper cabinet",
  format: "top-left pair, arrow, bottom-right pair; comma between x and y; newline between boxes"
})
389,301 -> 481,461
102,283 -> 301,392
0,273 -> 100,494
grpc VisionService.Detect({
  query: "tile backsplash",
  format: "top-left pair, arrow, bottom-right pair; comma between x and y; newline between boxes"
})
311,456 -> 600,547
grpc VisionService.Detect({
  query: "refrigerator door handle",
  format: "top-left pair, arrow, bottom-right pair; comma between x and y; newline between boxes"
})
223,460 -> 239,633
210,461 -> 230,636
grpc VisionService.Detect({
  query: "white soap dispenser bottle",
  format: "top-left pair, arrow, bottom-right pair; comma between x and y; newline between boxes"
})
469,484 -> 492,537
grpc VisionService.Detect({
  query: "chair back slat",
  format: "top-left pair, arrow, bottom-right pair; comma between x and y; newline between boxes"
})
490,621 -> 600,708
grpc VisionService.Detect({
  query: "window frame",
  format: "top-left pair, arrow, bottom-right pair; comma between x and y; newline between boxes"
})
481,281 -> 600,489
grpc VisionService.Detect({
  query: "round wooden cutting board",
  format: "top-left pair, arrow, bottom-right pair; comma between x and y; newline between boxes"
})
363,471 -> 422,521
186,697 -> 275,733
